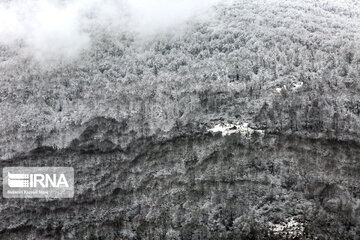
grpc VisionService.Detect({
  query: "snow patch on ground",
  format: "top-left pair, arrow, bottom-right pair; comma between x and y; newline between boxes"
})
292,81 -> 303,90
276,81 -> 303,93
208,122 -> 265,136
268,217 -> 305,238
275,86 -> 285,93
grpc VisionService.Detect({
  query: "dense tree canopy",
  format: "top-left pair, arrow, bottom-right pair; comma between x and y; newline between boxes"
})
0,0 -> 360,158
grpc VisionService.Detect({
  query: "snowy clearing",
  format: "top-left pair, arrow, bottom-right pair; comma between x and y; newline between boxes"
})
208,122 -> 265,136
268,217 -> 305,238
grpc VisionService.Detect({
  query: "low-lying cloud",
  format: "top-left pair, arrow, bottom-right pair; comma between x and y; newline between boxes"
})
0,0 -> 219,62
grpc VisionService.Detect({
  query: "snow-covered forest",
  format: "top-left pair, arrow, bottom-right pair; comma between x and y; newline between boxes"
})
0,0 -> 360,239
1,0 -> 359,158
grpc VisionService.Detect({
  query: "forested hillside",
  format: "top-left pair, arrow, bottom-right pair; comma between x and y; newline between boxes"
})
1,0 -> 360,239
1,0 -> 360,158
1,0 -> 360,159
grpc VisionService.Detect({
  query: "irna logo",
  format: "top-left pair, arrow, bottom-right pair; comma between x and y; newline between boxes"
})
8,172 -> 69,188
3,167 -> 74,198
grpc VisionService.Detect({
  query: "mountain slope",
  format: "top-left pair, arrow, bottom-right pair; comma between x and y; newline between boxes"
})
0,0 -> 360,239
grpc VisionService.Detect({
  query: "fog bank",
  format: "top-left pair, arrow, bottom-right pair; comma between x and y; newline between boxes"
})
0,0 -> 220,62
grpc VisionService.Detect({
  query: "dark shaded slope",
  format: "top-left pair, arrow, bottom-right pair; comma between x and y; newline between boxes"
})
1,0 -> 360,159
0,117 -> 359,239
